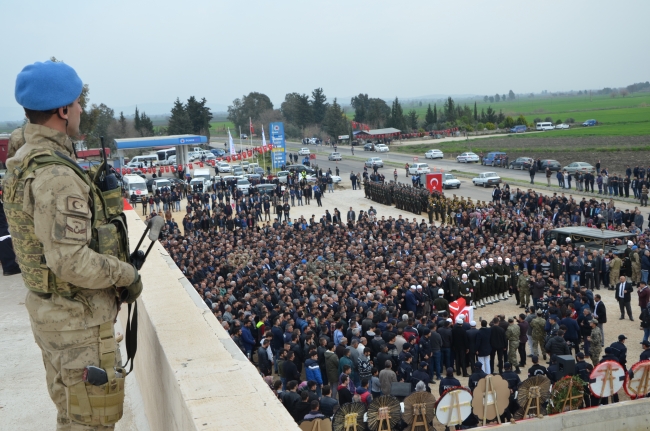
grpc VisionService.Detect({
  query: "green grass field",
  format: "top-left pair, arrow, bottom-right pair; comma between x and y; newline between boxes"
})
404,92 -> 650,136
210,121 -> 235,133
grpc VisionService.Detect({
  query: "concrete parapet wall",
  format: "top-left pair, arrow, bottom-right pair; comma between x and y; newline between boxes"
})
121,210 -> 299,431
489,398 -> 650,431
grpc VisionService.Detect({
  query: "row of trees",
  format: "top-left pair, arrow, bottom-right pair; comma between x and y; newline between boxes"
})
227,88 -> 350,140
482,90 -> 516,104
166,97 -> 213,138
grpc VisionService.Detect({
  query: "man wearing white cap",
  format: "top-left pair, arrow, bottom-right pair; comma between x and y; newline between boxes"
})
451,317 -> 470,377
495,256 -> 506,301
504,257 -> 512,299
433,288 -> 449,314
469,263 -> 483,307
459,274 -> 474,309
486,258 -> 497,304
479,261 -> 490,305
415,285 -> 424,315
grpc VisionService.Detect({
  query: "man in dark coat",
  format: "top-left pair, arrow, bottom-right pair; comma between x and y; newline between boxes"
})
490,318 -> 507,374
0,200 -> 21,276
475,320 -> 493,374
451,318 -> 470,377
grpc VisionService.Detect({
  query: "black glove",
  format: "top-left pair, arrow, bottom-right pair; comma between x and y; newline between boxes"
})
120,266 -> 143,304
130,250 -> 145,270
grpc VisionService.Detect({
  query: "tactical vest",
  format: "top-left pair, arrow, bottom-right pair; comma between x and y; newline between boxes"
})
3,149 -> 129,299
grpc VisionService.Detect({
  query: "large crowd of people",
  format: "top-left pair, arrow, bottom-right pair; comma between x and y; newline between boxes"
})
153,166 -> 650,425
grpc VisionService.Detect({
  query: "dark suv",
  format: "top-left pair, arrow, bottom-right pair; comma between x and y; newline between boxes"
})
539,159 -> 562,172
509,157 -> 534,170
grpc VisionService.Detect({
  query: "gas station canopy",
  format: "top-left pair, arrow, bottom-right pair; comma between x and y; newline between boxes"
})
113,135 -> 207,150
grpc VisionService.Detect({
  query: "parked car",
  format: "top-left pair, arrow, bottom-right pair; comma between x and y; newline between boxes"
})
365,157 -> 384,168
253,167 -> 265,175
255,184 -> 277,194
236,179 -> 251,194
328,152 -> 342,161
482,152 -> 507,166
210,148 -> 226,157
582,119 -> 597,127
456,152 -> 480,163
555,123 -> 570,129
442,173 -> 461,189
563,162 -> 595,175
509,125 -> 527,133
472,172 -> 502,188
425,149 -> 444,159
509,157 -> 534,170
408,163 -> 430,175
539,159 -> 562,172
375,144 -> 390,153
216,162 -> 231,173
232,167 -> 244,176
363,143 -> 374,151
298,148 -> 310,155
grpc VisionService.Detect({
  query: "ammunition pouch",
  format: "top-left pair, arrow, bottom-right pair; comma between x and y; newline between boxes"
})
66,321 -> 125,426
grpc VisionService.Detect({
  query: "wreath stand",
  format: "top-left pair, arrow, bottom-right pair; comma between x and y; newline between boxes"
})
482,375 -> 502,426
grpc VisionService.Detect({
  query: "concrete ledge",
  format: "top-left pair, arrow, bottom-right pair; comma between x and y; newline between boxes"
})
489,398 -> 650,431
121,209 -> 298,431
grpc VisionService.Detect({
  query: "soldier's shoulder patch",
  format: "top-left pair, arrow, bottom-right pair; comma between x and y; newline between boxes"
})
63,216 -> 89,241
66,196 -> 90,216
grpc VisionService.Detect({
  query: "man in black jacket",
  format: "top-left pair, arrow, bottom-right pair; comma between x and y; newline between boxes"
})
451,318 -> 470,377
258,339 -> 272,376
545,329 -> 570,357
411,361 -> 431,392
475,320 -> 493,374
282,380 -> 302,420
490,318 -> 507,374
468,362 -> 487,393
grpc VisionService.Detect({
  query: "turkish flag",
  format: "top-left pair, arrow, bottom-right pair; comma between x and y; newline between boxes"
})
171,166 -> 176,173
249,118 -> 254,134
199,162 -> 204,168
425,173 -> 443,193
165,166 -> 170,173
247,150 -> 253,157
226,156 -> 231,162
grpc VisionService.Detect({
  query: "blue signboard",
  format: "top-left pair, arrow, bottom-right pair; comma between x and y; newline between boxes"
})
179,136 -> 202,144
269,122 -> 286,168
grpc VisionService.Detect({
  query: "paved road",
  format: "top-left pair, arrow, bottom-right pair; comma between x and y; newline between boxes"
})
283,140 -> 538,183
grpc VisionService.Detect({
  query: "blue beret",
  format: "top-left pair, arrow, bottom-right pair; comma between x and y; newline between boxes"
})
15,61 -> 83,111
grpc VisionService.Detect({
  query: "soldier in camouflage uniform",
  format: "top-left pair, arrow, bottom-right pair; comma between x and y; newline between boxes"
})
588,319 -> 602,366
4,61 -> 142,430
531,310 -> 548,360
518,268 -> 531,308
505,319 -> 521,373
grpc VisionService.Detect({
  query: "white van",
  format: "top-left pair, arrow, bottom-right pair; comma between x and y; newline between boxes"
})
123,174 -> 148,201
408,163 -> 431,175
129,154 -> 158,167
536,122 -> 555,131
152,178 -> 172,193
193,168 -> 213,188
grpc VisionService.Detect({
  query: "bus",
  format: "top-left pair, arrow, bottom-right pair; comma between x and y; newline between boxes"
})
157,148 -> 176,165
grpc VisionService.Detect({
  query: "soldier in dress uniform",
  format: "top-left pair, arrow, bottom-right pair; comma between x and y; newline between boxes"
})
494,257 -> 506,301
469,263 -> 483,307
459,274 -> 474,308
486,258 -> 497,304
4,60 -> 142,430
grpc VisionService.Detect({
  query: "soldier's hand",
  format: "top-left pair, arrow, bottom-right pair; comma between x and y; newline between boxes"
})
120,266 -> 143,304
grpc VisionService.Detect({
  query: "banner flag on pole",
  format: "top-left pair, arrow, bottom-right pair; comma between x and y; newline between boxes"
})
249,117 -> 254,135
261,124 -> 267,147
228,128 -> 236,155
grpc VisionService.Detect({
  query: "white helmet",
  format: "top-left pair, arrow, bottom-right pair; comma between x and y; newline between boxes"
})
505,258 -> 511,264
462,274 -> 468,280
461,262 -> 467,269
481,260 -> 487,267
488,258 -> 494,264
475,263 -> 481,269
438,288 -> 444,295
497,257 -> 503,263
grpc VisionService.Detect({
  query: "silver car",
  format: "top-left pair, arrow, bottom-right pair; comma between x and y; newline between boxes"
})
328,152 -> 342,161
563,162 -> 595,175
365,157 -> 383,168
472,172 -> 502,188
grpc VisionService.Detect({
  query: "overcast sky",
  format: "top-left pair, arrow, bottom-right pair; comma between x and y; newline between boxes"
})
2,0 -> 648,120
